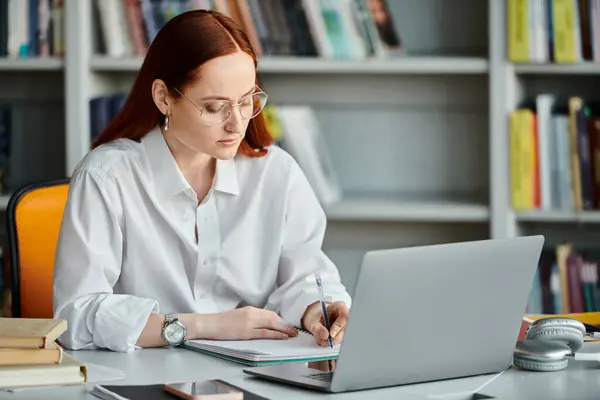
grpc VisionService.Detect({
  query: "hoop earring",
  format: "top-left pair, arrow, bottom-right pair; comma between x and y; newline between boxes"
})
164,115 -> 169,131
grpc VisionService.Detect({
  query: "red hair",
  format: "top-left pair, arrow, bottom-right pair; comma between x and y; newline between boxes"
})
92,10 -> 272,157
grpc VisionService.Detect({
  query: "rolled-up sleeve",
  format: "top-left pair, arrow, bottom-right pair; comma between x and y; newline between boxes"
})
53,166 -> 158,353
267,162 -> 352,328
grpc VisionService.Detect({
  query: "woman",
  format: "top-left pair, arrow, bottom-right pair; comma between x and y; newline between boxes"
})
52,10 -> 351,353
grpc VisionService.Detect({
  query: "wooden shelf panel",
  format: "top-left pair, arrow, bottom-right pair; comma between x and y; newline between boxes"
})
90,55 -> 489,74
516,210 -> 600,223
325,196 -> 489,222
0,58 -> 63,71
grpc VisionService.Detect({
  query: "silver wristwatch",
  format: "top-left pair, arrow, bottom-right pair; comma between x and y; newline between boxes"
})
161,314 -> 187,347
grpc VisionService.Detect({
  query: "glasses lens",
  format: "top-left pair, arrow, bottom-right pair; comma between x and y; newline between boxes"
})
202,101 -> 232,125
201,92 -> 268,125
240,92 -> 268,119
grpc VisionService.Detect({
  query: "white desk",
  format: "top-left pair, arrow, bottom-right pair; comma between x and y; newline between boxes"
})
2,343 -> 600,399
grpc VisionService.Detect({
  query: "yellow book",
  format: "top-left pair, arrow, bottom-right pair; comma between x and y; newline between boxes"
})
262,105 -> 284,142
0,342 -> 63,366
552,0 -> 579,63
0,318 -> 67,349
507,0 -> 530,62
555,243 -> 573,314
510,109 -> 536,209
0,352 -> 87,389
568,97 -> 583,209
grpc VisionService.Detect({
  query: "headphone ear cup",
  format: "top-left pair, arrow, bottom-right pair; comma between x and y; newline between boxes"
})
526,318 -> 585,352
526,317 -> 586,335
512,355 -> 569,372
513,340 -> 572,372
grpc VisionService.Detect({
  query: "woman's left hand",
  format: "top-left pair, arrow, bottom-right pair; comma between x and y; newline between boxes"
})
302,301 -> 349,347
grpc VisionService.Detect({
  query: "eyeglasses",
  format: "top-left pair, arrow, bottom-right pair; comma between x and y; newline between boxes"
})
172,86 -> 268,127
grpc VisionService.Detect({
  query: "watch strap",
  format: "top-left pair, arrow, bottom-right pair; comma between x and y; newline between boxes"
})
164,313 -> 177,325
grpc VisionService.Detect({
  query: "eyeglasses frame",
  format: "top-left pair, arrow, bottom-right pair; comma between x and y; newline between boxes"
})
171,85 -> 269,127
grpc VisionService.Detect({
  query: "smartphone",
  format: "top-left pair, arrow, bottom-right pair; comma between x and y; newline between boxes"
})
164,380 -> 244,400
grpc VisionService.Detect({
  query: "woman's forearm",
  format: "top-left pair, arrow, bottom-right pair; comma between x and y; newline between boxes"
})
136,313 -> 207,348
135,306 -> 299,348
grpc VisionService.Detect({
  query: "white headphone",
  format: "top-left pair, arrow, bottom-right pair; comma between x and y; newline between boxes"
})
513,317 -> 600,372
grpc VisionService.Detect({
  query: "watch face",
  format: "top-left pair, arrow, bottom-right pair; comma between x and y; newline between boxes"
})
164,322 -> 185,344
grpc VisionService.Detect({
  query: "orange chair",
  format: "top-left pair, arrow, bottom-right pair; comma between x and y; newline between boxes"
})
7,179 -> 70,318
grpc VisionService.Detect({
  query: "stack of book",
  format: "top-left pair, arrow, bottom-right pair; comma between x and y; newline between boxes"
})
0,318 -> 87,389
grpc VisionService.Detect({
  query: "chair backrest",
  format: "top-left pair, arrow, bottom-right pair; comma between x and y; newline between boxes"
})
7,179 -> 70,318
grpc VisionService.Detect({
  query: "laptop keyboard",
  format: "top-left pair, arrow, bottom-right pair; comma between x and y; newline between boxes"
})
304,372 -> 334,382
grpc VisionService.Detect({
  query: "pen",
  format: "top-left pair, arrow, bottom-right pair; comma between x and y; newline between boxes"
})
315,272 -> 334,348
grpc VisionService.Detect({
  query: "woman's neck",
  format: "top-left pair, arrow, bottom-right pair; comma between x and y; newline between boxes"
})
162,129 -> 216,201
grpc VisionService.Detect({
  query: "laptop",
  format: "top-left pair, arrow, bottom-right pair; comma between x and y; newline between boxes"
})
243,235 -> 544,393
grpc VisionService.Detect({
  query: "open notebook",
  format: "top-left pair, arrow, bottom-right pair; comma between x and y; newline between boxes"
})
182,330 -> 340,366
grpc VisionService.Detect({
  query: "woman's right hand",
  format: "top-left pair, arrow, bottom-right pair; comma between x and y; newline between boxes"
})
199,306 -> 299,340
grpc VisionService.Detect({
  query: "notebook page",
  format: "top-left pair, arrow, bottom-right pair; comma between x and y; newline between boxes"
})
185,331 -> 340,361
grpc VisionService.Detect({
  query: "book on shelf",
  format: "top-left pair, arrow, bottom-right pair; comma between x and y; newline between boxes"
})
262,104 -> 342,207
507,0 -> 600,63
94,0 -> 404,60
509,95 -> 600,211
526,244 -> 600,315
0,0 -> 65,59
90,93 -> 128,143
182,328 -> 340,366
0,317 -> 88,389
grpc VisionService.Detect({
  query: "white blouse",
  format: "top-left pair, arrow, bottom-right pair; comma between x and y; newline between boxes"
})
53,126 -> 351,353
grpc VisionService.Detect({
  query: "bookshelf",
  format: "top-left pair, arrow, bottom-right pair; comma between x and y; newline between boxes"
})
503,0 -> 600,315
500,0 -> 600,246
0,0 -> 597,297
